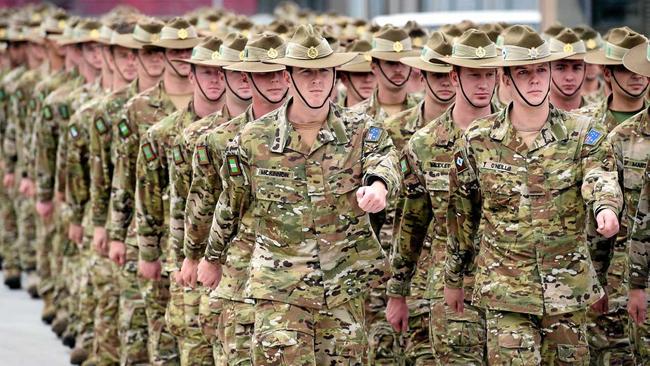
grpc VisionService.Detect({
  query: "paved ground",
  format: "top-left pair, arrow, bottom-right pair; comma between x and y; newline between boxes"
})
0,272 -> 70,365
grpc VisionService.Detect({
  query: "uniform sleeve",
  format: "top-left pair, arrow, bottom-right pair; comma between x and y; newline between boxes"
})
387,143 -> 433,297
90,110 -> 113,227
135,127 -> 168,262
3,97 -> 17,173
444,136 -> 481,289
168,133 -> 193,265
34,104 -> 59,202
361,122 -> 400,198
184,134 -> 222,260
65,114 -> 91,225
108,112 -> 137,243
204,136 -> 251,263
629,163 -> 650,289
55,121 -> 68,198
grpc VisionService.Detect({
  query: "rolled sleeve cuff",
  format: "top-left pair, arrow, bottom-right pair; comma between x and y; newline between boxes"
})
138,244 -> 162,262
386,278 -> 412,297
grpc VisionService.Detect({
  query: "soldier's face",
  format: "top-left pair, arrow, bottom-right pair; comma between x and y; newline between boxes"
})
288,67 -> 335,107
585,64 -> 601,81
550,60 -> 585,97
190,65 -> 225,100
506,63 -> 551,106
8,42 -> 26,62
81,42 -> 103,70
137,48 -> 165,76
165,48 -> 192,76
346,72 -> 376,99
424,71 -> 455,102
371,59 -> 411,90
604,65 -> 649,98
248,71 -> 288,103
224,70 -> 252,100
451,67 -> 496,108
111,46 -> 137,82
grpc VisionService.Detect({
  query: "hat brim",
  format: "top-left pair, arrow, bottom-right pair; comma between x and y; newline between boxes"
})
439,55 -> 500,68
400,56 -> 452,73
267,52 -> 358,69
369,50 -> 419,62
176,58 -> 226,67
58,37 -> 103,46
565,52 -> 587,61
623,42 -> 650,78
112,39 -> 144,50
144,38 -> 202,50
224,61 -> 286,73
584,49 -> 622,65
338,60 -> 372,73
483,52 -> 573,67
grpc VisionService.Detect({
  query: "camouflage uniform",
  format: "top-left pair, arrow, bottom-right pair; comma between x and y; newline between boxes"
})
446,105 -> 623,364
583,80 -> 606,106
136,99 -> 198,365
351,89 -> 419,365
186,106 -> 255,365
608,110 -> 650,365
88,80 -> 140,365
168,104 -> 230,366
206,100 -> 400,365
389,106 -> 486,366
108,79 -> 176,365
578,96 -> 648,364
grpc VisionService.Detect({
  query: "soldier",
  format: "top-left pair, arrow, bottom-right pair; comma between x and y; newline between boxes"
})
337,40 -> 376,108
387,29 -> 499,366
444,25 -> 622,365
198,24 -> 400,365
581,27 -> 649,364
134,16 -> 200,365
612,41 -> 650,365
573,25 -> 606,105
106,17 -> 166,365
187,32 -> 289,364
548,28 -> 592,111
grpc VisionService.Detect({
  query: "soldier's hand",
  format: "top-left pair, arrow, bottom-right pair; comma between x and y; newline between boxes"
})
18,178 -> 35,197
386,296 -> 409,333
180,258 -> 199,288
628,289 -> 647,325
92,226 -> 109,257
444,286 -> 464,314
3,173 -> 15,189
356,180 -> 388,213
197,258 -> 222,289
109,240 -> 126,266
55,191 -> 64,204
36,200 -> 54,220
138,259 -> 162,280
68,223 -> 83,246
590,291 -> 609,314
596,209 -> 619,238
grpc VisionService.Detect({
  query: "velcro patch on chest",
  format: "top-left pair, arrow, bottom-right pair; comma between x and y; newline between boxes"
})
58,104 -> 70,119
69,124 -> 79,139
430,161 -> 451,169
365,126 -> 383,142
584,128 -> 604,145
94,117 -> 108,135
226,155 -> 242,176
400,156 -> 411,175
481,160 -> 514,173
142,143 -> 157,162
117,120 -> 131,138
454,151 -> 468,174
42,105 -> 53,120
28,99 -> 36,110
172,145 -> 185,165
196,145 -> 210,166
624,157 -> 647,170
256,168 -> 294,179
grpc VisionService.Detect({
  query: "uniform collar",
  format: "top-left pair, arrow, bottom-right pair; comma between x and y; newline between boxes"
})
433,105 -> 462,146
403,100 -> 426,133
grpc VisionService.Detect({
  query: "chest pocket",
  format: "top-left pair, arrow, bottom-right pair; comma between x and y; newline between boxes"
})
253,174 -> 306,246
623,158 -> 646,191
424,171 -> 449,192
327,163 -> 363,215
478,167 -> 521,212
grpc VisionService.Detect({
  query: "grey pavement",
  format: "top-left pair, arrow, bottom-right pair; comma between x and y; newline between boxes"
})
0,272 -> 70,366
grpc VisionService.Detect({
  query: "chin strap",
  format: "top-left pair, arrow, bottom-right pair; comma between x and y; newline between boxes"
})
551,66 -> 585,98
505,67 -> 550,108
248,72 -> 287,105
164,52 -> 188,78
611,68 -> 650,99
193,68 -> 225,102
289,69 -> 335,110
136,52 -> 164,78
224,71 -> 252,102
424,71 -> 455,103
377,62 -> 411,88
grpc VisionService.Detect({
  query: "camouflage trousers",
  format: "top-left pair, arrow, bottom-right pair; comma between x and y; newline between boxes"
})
117,239 -> 149,365
75,232 -> 97,352
217,298 -> 255,366
252,297 -> 367,366
629,294 -> 650,365
52,203 -> 76,324
486,309 -> 590,366
141,272 -> 179,365
0,185 -> 18,274
587,305 -> 635,365
399,299 -> 434,366
16,196 -> 37,271
198,288 -> 225,364
429,299 -> 486,366
367,287 -> 402,365
178,283 -> 213,366
90,253 -> 120,365
35,215 -> 55,296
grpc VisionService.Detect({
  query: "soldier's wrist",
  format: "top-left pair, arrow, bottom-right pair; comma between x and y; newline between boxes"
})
139,247 -> 162,262
387,279 -> 412,297
594,203 -> 619,217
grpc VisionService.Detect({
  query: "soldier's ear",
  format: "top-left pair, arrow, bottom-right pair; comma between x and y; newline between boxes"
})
602,66 -> 612,83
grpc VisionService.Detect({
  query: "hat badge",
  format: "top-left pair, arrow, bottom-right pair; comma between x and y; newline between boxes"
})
211,50 -> 220,60
267,47 -> 278,59
563,43 -> 574,53
58,20 -> 67,30
307,46 -> 319,59
239,50 -> 245,60
364,53 -> 372,62
413,37 -> 422,47
90,29 -> 100,39
150,33 -> 160,43
475,46 -> 486,58
586,38 -> 597,50
177,28 -> 188,40
528,47 -> 539,59
393,41 -> 404,52
209,22 -> 218,32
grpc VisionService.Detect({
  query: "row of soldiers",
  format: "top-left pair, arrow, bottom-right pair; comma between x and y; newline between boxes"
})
0,2 -> 648,365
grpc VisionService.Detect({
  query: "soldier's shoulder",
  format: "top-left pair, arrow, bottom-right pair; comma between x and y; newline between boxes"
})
124,84 -> 158,110
384,104 -> 417,129
147,109 -> 180,138
350,98 -> 370,113
182,115 -> 220,142
464,111 -> 501,141
207,112 -> 247,147
608,109 -> 645,138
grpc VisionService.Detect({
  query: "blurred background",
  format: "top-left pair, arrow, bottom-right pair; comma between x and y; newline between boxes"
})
0,0 -> 645,37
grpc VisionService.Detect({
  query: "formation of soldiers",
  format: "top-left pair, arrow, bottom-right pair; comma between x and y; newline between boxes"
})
0,1 -> 648,365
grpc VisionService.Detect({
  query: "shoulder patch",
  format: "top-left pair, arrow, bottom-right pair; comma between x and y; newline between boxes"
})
400,156 -> 411,176
584,128 -> 604,145
454,151 -> 468,174
58,104 -> 70,119
172,145 -> 185,165
226,154 -> 242,176
94,117 -> 108,135
117,120 -> 131,138
0,89 -> 6,101
28,99 -> 36,110
142,143 -> 157,162
365,126 -> 383,142
196,145 -> 210,166
15,89 -> 23,100
69,124 -> 79,139
38,92 -> 45,101
42,105 -> 53,120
